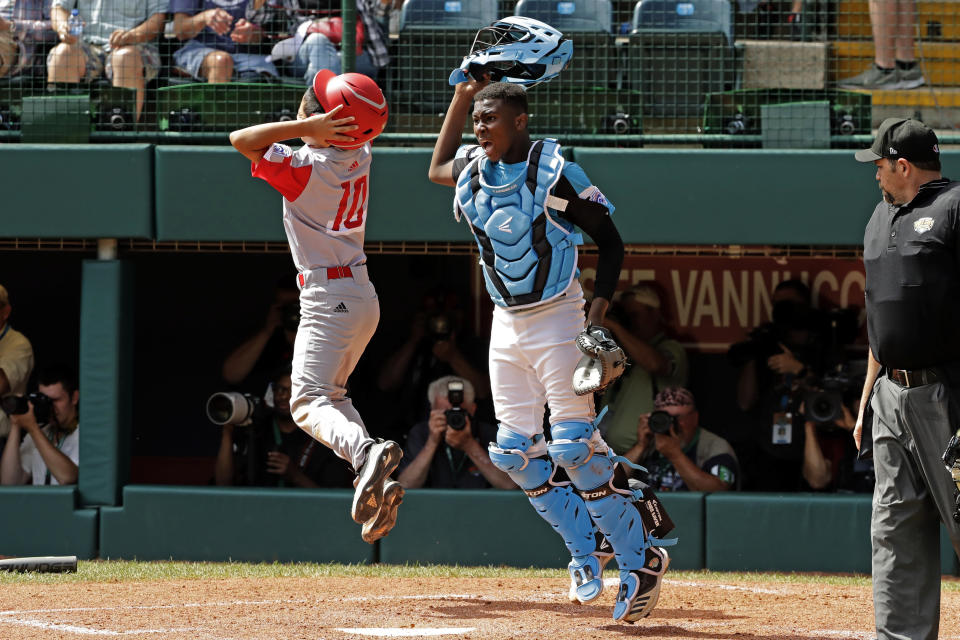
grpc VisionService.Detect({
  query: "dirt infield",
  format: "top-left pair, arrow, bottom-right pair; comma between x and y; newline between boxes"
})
1,573 -> 959,639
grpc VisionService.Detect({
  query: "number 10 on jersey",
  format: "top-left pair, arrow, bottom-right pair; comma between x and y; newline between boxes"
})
331,175 -> 369,232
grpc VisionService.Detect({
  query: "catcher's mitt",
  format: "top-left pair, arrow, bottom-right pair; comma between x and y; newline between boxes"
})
572,325 -> 627,396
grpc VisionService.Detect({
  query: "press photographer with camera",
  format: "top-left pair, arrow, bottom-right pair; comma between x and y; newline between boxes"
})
0,284 -> 35,450
801,394 -> 874,492
396,376 -> 514,490
377,290 -> 490,435
221,277 -> 300,393
729,279 -> 831,491
0,364 -> 79,486
211,366 -> 354,488
623,387 -> 738,492
597,284 -> 688,456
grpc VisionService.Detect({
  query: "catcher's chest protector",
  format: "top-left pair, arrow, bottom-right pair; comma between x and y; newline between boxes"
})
455,139 -> 582,309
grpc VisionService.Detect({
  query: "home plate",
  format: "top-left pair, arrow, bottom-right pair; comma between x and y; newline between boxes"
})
336,628 -> 476,637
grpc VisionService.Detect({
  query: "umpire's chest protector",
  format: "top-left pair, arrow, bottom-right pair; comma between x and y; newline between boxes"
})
455,139 -> 582,309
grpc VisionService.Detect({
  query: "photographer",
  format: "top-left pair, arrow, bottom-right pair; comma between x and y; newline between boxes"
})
0,364 -> 79,486
377,290 -> 490,430
624,387 -> 738,492
598,284 -> 688,456
801,388 -> 874,493
221,277 -> 299,393
396,376 -> 514,490
213,366 -> 354,488
729,279 -> 826,491
0,284 -> 35,449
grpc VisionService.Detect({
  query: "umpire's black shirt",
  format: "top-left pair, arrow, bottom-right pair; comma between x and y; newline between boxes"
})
863,178 -> 960,369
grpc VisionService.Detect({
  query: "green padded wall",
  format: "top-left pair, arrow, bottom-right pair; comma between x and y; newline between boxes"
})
706,493 -> 959,574
0,487 -> 98,558
706,493 -> 873,572
79,260 -> 133,507
570,149 -> 960,245
379,490 -> 705,570
99,485 -> 374,563
153,146 -> 462,242
0,144 -> 153,238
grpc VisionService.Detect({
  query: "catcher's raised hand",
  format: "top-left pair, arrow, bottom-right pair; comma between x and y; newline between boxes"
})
572,325 -> 627,396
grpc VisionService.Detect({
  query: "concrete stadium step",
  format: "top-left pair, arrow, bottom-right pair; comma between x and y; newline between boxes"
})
830,41 -> 960,87
836,0 -> 960,40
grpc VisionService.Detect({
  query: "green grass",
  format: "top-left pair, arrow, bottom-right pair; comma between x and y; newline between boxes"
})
1,560 -> 957,590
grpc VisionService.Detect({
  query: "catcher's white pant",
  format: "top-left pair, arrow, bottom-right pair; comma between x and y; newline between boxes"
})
489,280 -> 595,440
290,265 -> 379,471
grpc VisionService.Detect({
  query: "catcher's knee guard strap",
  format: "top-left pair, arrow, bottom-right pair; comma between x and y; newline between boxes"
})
489,426 -> 598,558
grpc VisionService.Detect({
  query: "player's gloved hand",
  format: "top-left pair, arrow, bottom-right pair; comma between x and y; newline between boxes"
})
572,325 -> 627,396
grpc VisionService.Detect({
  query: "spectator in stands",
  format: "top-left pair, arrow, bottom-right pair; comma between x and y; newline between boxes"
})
171,0 -> 278,83
0,0 -> 56,80
838,0 -> 924,90
266,0 -> 390,84
0,364 -> 79,486
377,289 -> 491,434
214,365 -> 354,487
222,276 -> 298,395
598,284 -> 688,456
729,279 -> 824,491
396,375 -> 514,490
46,0 -> 166,121
623,387 -> 739,492
0,284 -> 34,452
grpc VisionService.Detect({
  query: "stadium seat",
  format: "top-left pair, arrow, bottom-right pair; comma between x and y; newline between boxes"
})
630,0 -> 737,123
513,0 -> 636,136
391,0 -> 498,120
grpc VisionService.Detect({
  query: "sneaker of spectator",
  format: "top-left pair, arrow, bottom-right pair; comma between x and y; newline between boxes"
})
839,64 -> 901,90
895,64 -> 925,90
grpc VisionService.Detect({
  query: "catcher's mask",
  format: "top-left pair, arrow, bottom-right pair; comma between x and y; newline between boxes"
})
448,16 -> 573,88
312,70 -> 388,149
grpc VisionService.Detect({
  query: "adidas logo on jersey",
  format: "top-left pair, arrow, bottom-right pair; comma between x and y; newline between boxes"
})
334,302 -> 349,313
348,160 -> 360,172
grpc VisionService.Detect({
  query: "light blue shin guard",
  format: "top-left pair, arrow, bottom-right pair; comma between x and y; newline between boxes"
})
488,426 -> 606,602
548,420 -> 653,573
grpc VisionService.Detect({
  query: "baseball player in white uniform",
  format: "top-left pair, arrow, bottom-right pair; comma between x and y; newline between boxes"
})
429,69 -> 677,623
229,70 -> 402,544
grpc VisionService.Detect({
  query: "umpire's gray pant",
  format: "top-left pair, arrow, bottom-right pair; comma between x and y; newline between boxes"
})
871,375 -> 960,640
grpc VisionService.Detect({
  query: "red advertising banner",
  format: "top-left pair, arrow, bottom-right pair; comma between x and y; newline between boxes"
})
579,255 -> 866,351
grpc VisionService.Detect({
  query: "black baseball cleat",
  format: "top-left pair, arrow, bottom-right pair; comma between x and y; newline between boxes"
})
568,532 -> 615,603
361,480 -> 404,543
351,439 -> 402,524
613,547 -> 670,623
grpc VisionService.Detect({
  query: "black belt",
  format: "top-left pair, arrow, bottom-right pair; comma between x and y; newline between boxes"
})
887,367 -> 938,388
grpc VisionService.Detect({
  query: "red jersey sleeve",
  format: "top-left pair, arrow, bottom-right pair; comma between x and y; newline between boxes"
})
251,143 -> 312,202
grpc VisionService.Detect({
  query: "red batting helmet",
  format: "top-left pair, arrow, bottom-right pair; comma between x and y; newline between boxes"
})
312,70 -> 388,149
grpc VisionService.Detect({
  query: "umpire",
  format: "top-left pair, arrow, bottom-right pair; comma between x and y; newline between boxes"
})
854,118 -> 960,640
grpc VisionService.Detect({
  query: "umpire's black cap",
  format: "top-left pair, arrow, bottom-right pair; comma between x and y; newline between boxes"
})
855,117 -> 940,163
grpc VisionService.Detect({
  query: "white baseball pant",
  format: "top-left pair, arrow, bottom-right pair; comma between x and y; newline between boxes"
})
489,280 -> 596,440
290,265 -> 379,471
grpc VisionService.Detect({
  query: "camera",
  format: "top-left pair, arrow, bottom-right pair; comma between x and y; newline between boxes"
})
444,380 -> 468,431
427,312 -> 453,342
206,392 -> 262,426
1,392 -> 53,424
647,410 -> 676,435
601,112 -> 637,135
280,301 -> 300,333
726,112 -> 750,135
800,366 -> 862,424
727,323 -> 782,367
99,105 -> 129,131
